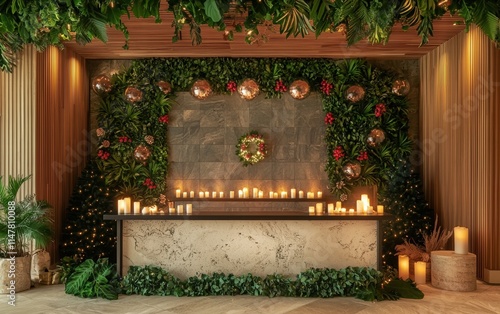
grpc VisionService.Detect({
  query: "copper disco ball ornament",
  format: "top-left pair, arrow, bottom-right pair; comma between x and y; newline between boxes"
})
133,145 -> 151,164
237,79 -> 260,100
157,81 -> 172,95
190,79 -> 212,100
392,79 -> 411,96
366,129 -> 386,147
91,75 -> 112,94
125,86 -> 143,103
345,85 -> 365,102
288,79 -> 311,100
343,162 -> 361,180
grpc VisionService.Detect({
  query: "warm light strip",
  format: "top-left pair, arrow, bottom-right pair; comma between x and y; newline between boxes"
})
420,26 -> 500,279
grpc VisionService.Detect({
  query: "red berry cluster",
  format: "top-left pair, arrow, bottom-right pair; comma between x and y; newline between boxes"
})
274,80 -> 287,92
258,143 -> 266,152
226,81 -> 237,92
357,151 -> 368,161
143,178 -> 157,190
324,112 -> 335,124
375,103 -> 386,117
333,146 -> 345,161
97,149 -> 110,160
118,136 -> 132,143
320,79 -> 333,95
158,114 -> 169,124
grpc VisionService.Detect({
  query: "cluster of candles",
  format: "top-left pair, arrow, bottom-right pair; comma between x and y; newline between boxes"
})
398,226 -> 469,284
311,194 -> 384,215
116,197 -> 193,215
175,188 -> 323,199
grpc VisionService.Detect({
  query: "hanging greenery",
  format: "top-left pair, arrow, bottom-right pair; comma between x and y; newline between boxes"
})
1,1 -> 499,72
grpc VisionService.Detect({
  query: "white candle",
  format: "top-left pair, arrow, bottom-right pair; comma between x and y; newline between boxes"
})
212,191 -> 217,198
177,204 -> 184,214
219,191 -> 224,198
299,190 -> 304,198
317,191 -> 323,198
230,191 -> 235,198
190,191 -> 195,198
169,207 -> 175,214
175,189 -> 181,198
327,203 -> 334,214
186,204 -> 192,215
414,261 -> 426,284
454,226 -> 469,254
361,194 -> 369,204
273,192 -> 278,198
377,205 -> 384,214
123,197 -> 131,214
291,188 -> 296,198
243,187 -> 249,198
356,200 -> 363,213
238,190 -> 243,198
141,207 -> 149,215
349,209 -> 355,214
199,191 -> 204,198
204,191 -> 210,198
315,203 -> 323,214
341,208 -> 346,213
253,187 -> 258,198
117,199 -> 125,214
150,205 -> 158,214
335,201 -> 342,210
307,192 -> 314,199
258,190 -> 264,198
281,191 -> 287,198
308,206 -> 315,214
133,201 -> 141,214
398,255 -> 410,280
182,191 -> 188,198
269,191 -> 274,198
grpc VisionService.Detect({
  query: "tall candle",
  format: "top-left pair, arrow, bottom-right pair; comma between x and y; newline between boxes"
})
238,190 -> 243,198
356,200 -> 363,213
398,255 -> 410,280
133,201 -> 141,214
269,191 -> 274,198
219,191 -> 224,198
315,203 -> 323,214
190,191 -> 195,198
291,188 -> 297,198
182,191 -> 188,198
243,187 -> 249,198
335,201 -> 342,210
117,199 -> 125,214
454,226 -> 469,254
175,189 -> 181,198
414,261 -> 426,284
253,188 -> 258,198
212,191 -> 217,198
177,204 -> 184,214
258,190 -> 264,198
229,191 -> 235,198
123,197 -> 131,214
317,191 -> 323,198
377,205 -> 384,214
299,190 -> 304,198
327,203 -> 334,214
186,204 -> 192,215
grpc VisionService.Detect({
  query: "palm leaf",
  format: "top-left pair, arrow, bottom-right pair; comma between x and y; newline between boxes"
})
471,0 -> 499,42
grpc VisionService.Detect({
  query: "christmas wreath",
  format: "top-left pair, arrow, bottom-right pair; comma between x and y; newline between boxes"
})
236,131 -> 267,166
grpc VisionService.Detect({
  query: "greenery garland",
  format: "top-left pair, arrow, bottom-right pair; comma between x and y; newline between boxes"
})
235,131 -> 267,166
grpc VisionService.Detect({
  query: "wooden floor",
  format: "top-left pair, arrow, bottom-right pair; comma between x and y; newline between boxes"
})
1,281 -> 500,313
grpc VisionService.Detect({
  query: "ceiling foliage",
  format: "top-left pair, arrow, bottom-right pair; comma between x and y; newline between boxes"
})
0,0 -> 498,72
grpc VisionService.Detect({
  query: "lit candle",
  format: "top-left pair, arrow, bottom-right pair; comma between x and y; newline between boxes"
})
341,208 -> 346,213
368,206 -> 374,213
212,191 -> 217,198
159,210 -> 165,214
454,226 -> 469,254
414,261 -> 426,284
133,201 -> 141,214
377,205 -> 384,214
349,209 -> 355,214
199,191 -> 204,198
281,191 -> 287,198
141,207 -> 149,215
299,190 -> 304,198
317,191 -> 323,198
117,199 -> 125,214
356,200 -> 363,214
243,187 -> 249,198
151,205 -> 158,214
327,203 -> 334,214
186,204 -> 192,215
291,189 -> 296,198
273,192 -> 278,198
169,207 -> 175,214
398,255 -> 410,280
190,191 -> 195,198
335,201 -> 342,210
229,191 -> 235,198
258,190 -> 264,198
307,192 -> 314,199
175,189 -> 181,198
269,191 -> 274,198
315,203 -> 323,214
123,197 -> 131,214
182,191 -> 188,198
204,191 -> 210,198
177,204 -> 184,214
219,191 -> 224,198
308,206 -> 315,214
253,188 -> 258,198
238,190 -> 243,198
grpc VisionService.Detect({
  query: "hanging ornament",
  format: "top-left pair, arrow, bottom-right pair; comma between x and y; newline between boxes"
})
237,79 -> 260,100
190,79 -> 212,100
156,81 -> 172,95
91,75 -> 112,94
125,86 -> 143,103
343,162 -> 361,180
392,79 -> 411,96
133,145 -> 151,164
288,79 -> 311,100
366,129 -> 386,147
345,85 -> 365,102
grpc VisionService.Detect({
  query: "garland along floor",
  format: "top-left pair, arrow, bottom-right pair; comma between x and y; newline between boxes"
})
2,281 -> 499,314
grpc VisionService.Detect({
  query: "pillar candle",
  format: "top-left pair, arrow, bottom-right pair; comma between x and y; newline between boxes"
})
182,191 -> 188,198
253,187 -> 258,198
327,203 -> 334,214
299,190 -> 304,198
281,191 -> 287,198
307,192 -> 314,199
356,200 -> 363,213
341,208 -> 346,213
258,191 -> 264,198
186,204 -> 192,215
219,191 -> 224,198
243,187 -> 249,198
229,191 -> 235,198
212,191 -> 217,198
169,207 -> 175,214
414,261 -> 426,284
308,206 -> 315,214
454,226 -> 469,254
317,191 -> 323,198
273,192 -> 278,198
175,189 -> 181,198
238,190 -> 243,198
291,188 -> 296,198
199,191 -> 205,198
141,207 -> 149,215
269,191 -> 274,198
177,204 -> 184,214
190,191 -> 195,198
377,205 -> 384,214
123,197 -> 131,214
204,191 -> 210,198
315,203 -> 323,214
133,201 -> 141,214
335,201 -> 342,210
117,199 -> 125,214
349,209 -> 355,214
398,255 -> 410,280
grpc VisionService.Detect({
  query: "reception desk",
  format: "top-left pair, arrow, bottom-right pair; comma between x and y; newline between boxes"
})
104,211 -> 390,278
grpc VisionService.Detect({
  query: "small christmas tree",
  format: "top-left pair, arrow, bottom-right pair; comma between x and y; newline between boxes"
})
379,159 -> 434,268
60,160 -> 117,263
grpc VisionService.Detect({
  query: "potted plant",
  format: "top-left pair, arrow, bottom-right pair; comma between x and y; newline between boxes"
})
0,175 -> 53,293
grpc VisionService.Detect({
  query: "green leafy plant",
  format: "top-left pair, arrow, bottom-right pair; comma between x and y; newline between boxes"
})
58,255 -> 80,284
65,258 -> 121,300
121,265 -> 183,296
0,175 -> 53,257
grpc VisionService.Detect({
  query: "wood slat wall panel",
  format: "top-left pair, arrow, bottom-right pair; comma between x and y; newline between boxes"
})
0,45 -> 36,199
420,26 -> 500,279
36,46 -> 88,262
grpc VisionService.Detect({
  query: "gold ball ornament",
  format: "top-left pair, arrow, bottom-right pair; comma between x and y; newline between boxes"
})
91,75 -> 112,94
237,79 -> 260,100
133,145 -> 151,164
392,79 -> 411,96
190,79 -> 212,100
288,80 -> 311,100
366,129 -> 386,147
343,162 -> 361,180
124,86 -> 143,103
345,85 -> 365,102
157,81 -> 172,95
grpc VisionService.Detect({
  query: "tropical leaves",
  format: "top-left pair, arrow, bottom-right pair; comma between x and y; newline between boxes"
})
275,0 -> 314,38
